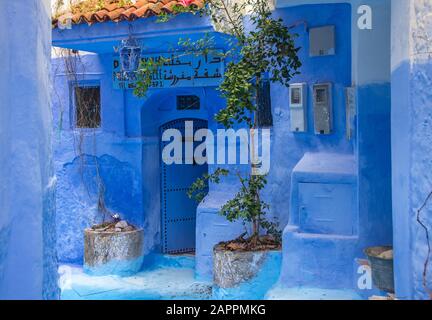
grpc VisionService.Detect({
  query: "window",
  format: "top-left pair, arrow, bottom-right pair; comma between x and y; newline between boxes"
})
177,95 -> 200,110
256,79 -> 273,127
74,86 -> 101,128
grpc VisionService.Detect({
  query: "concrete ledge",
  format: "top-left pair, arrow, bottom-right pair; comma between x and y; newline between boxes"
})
280,226 -> 358,288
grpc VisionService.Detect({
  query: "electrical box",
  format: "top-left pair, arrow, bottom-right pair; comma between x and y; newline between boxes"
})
313,83 -> 333,135
345,87 -> 357,140
289,83 -> 307,132
309,25 -> 335,57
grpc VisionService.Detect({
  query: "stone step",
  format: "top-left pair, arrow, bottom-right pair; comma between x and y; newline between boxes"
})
265,285 -> 363,300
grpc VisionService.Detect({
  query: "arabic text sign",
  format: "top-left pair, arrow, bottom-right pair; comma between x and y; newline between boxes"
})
113,52 -> 224,90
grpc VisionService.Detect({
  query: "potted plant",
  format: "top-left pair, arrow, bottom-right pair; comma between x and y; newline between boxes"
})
188,171 -> 282,288
134,0 -> 301,287
364,246 -> 394,293
187,0 -> 300,288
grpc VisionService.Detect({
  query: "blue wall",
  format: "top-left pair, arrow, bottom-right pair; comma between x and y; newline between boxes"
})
52,0 -> 396,297
196,3 -> 356,281
1,0 -> 428,299
52,44 -> 226,263
274,1 -> 392,294
0,0 -> 58,299
52,10 -> 233,263
391,0 -> 432,300
52,53 -> 145,263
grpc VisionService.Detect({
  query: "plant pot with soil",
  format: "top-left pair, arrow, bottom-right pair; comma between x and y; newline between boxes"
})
189,172 -> 282,289
365,246 -> 394,293
84,218 -> 144,276
213,233 -> 281,288
140,0 -> 301,294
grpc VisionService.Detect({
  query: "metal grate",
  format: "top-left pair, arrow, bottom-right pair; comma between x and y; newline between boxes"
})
74,86 -> 101,128
177,95 -> 200,110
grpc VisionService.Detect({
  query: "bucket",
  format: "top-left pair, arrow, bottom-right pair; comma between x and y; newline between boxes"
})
364,246 -> 394,293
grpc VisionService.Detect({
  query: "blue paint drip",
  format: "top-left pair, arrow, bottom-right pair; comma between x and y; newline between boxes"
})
84,256 -> 144,277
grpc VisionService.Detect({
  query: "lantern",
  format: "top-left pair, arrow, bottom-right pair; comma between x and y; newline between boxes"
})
119,36 -> 142,72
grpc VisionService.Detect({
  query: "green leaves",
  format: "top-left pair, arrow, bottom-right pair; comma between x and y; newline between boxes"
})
132,0 -> 300,242
187,168 -> 229,202
188,169 -> 279,238
219,173 -> 270,231
215,60 -> 257,127
212,0 -> 302,128
133,56 -> 168,98
156,4 -> 200,23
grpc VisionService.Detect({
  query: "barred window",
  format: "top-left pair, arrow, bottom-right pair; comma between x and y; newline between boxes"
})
74,86 -> 101,128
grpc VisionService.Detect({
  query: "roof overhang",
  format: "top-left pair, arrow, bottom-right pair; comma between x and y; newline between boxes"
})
52,14 -> 223,54
275,0 -> 349,8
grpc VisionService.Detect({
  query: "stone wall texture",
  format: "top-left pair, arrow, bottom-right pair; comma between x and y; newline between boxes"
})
392,0 -> 432,300
0,0 -> 58,299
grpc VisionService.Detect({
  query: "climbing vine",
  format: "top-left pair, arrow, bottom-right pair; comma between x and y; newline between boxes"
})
54,48 -> 117,224
417,191 -> 432,298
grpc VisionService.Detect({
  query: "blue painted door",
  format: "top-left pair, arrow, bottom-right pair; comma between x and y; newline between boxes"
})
160,118 -> 208,254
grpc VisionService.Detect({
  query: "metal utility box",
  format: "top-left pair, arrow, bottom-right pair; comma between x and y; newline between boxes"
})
289,83 -> 307,132
309,25 -> 335,57
313,83 -> 333,134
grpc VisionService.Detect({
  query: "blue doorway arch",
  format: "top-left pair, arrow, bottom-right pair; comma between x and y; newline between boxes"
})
160,118 -> 208,254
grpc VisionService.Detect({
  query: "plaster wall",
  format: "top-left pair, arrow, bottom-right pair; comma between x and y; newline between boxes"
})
196,3 -> 355,281
0,0 -> 58,299
391,0 -> 432,300
273,0 -> 392,293
52,1 -> 393,295
52,50 -> 220,263
52,53 -> 144,263
51,12 -> 231,265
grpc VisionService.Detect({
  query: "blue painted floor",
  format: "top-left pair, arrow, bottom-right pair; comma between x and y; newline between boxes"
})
59,254 -> 365,300
60,255 -> 212,300
265,285 -> 362,300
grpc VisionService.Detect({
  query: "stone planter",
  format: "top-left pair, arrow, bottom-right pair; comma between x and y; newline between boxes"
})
213,246 -> 272,288
365,246 -> 394,293
84,228 -> 144,276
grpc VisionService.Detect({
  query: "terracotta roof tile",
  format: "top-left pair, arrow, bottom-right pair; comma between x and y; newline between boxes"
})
53,0 -> 204,28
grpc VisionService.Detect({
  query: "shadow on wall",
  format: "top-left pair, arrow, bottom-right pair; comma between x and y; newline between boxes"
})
56,154 -> 141,264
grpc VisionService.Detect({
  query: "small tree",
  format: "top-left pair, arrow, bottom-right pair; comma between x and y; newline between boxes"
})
135,0 -> 301,249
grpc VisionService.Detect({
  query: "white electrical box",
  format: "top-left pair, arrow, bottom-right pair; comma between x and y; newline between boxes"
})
289,83 -> 307,132
345,87 -> 356,140
313,83 -> 333,134
309,26 -> 335,57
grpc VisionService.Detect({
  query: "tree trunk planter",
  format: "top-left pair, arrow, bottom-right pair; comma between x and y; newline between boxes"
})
213,245 -> 276,288
84,227 -> 144,276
